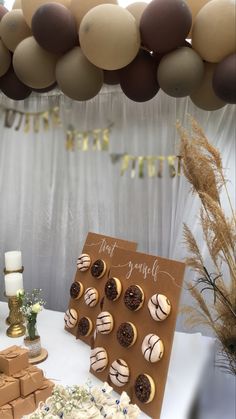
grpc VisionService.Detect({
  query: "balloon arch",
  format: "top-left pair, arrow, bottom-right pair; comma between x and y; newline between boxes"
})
0,0 -> 235,110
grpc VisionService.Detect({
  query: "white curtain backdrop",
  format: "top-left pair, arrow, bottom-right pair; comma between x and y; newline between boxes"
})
0,88 -> 235,321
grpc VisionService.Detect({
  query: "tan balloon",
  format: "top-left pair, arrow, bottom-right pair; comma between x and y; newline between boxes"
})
190,62 -> 226,110
0,10 -> 31,52
126,2 -> 147,26
192,0 -> 236,62
21,0 -> 71,27
0,39 -> 11,76
185,0 -> 210,36
56,46 -> 103,100
79,4 -> 140,70
70,0 -> 118,27
13,0 -> 22,9
13,36 -> 58,89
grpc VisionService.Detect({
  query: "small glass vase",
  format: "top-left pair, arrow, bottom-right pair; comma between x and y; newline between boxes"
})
24,323 -> 42,358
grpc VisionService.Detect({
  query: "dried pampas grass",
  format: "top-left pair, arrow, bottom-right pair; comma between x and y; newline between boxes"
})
177,117 -> 236,375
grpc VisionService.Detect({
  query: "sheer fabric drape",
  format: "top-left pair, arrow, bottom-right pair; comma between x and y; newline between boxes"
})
0,88 -> 235,315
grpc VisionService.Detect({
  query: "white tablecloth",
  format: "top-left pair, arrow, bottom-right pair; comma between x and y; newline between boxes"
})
0,301 -> 214,419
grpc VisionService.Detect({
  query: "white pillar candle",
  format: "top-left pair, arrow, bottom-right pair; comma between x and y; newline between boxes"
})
5,251 -> 22,271
5,273 -> 23,296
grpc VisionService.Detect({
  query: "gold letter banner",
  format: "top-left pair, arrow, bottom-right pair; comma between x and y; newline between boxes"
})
65,124 -> 112,152
3,107 -> 62,133
118,154 -> 183,178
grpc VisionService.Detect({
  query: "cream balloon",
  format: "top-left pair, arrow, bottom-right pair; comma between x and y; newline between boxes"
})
56,47 -> 103,100
185,0 -> 210,36
0,40 -> 11,77
13,0 -> 22,9
21,0 -> 71,27
0,10 -> 31,52
79,4 -> 140,70
70,0 -> 118,27
190,62 -> 226,110
126,2 -> 147,26
13,36 -> 58,89
192,0 -> 236,62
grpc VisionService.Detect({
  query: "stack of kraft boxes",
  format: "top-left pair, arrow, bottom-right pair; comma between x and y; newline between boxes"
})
0,345 -> 54,418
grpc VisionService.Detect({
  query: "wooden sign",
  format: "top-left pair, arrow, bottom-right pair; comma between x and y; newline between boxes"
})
91,247 -> 185,419
65,233 -> 137,345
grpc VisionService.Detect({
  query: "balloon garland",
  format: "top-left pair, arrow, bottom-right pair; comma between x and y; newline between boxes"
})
0,0 -> 235,110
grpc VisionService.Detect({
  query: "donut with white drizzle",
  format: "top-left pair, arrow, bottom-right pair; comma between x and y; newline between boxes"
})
148,293 -> 171,321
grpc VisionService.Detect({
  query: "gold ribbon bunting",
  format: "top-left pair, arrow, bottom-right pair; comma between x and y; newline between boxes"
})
2,107 -> 62,133
118,154 -> 183,178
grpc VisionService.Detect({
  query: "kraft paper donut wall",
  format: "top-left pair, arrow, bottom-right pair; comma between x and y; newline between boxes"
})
65,232 -> 185,418
90,247 -> 185,418
65,232 -> 137,345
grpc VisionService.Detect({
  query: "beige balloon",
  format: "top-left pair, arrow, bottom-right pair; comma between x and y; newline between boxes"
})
185,0 -> 210,36
13,0 -> 22,9
126,2 -> 147,26
56,46 -> 103,100
0,40 -> 11,77
0,10 -> 31,52
192,0 -> 236,62
21,0 -> 71,27
70,0 -> 118,27
190,62 -> 226,110
13,37 -> 58,89
79,4 -> 140,70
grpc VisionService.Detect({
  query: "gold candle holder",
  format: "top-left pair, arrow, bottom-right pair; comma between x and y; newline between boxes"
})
6,296 -> 26,338
4,266 -> 24,325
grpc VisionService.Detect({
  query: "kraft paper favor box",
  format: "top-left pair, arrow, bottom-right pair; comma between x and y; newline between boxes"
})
13,366 -> 44,397
34,379 -> 55,406
0,374 -> 20,407
0,403 -> 13,418
10,394 -> 36,419
0,346 -> 29,376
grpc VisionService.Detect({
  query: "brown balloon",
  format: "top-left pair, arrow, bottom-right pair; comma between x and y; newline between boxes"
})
56,47 -> 103,101
157,47 -> 204,97
0,65 -> 31,100
192,0 -> 236,63
0,39 -> 11,77
104,70 -> 120,85
0,10 -> 31,52
13,37 -> 58,89
21,0 -> 71,27
126,2 -> 147,26
140,0 -> 192,54
79,4 -> 140,70
119,49 -> 159,102
70,0 -> 118,27
213,53 -> 236,104
32,3 -> 78,54
190,62 -> 226,111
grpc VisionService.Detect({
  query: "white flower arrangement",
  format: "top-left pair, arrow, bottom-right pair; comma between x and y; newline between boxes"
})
17,288 -> 46,340
23,382 -> 140,419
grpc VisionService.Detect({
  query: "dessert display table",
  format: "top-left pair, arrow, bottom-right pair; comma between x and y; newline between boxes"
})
0,301 -> 214,419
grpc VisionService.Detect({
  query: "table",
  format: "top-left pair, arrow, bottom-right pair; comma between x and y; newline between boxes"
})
0,302 -> 214,419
